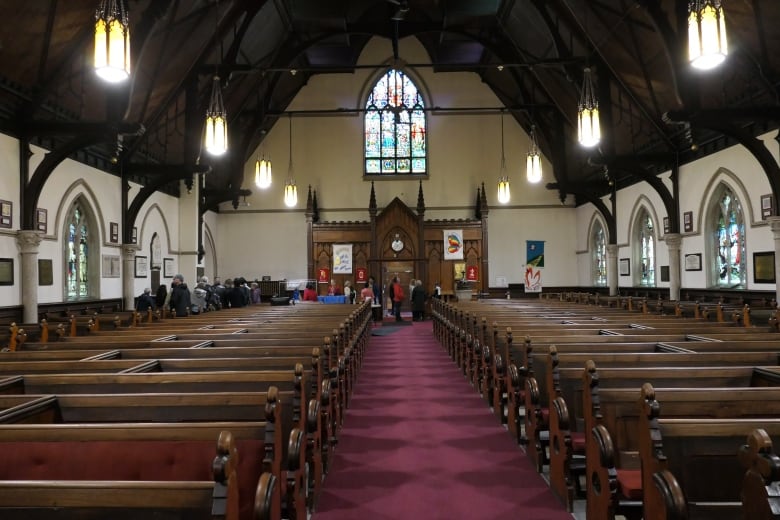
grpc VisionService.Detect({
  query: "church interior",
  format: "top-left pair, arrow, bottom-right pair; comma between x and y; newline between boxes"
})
0,1 -> 779,518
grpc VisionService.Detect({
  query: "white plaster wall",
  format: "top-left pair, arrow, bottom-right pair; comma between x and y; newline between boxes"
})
0,134 -> 21,303
576,131 -> 778,290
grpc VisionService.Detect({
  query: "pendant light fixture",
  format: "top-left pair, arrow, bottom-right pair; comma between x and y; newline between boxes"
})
526,125 -> 542,184
688,0 -> 728,70
255,154 -> 272,189
496,112 -> 510,204
284,114 -> 298,207
204,0 -> 227,156
94,0 -> 131,83
204,75 -> 228,156
577,68 -> 600,148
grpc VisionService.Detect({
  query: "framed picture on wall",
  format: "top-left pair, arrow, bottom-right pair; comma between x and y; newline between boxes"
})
0,200 -> 11,229
163,258 -> 175,278
134,256 -> 148,278
684,253 -> 702,271
38,259 -> 53,286
102,255 -> 120,278
110,222 -> 119,243
761,194 -> 774,220
683,211 -> 693,232
0,258 -> 13,285
619,258 -> 630,276
754,251 -> 776,284
36,208 -> 47,233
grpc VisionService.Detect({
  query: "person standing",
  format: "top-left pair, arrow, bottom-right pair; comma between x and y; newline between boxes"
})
302,282 -> 319,302
391,276 -> 404,321
360,281 -> 374,303
169,274 -> 191,317
411,279 -> 427,321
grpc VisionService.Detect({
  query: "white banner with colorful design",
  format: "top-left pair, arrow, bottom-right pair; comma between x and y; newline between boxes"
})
443,229 -> 464,260
333,244 -> 353,274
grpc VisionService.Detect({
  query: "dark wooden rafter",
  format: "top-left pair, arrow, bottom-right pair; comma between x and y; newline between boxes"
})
549,181 -> 617,242
621,0 -> 663,117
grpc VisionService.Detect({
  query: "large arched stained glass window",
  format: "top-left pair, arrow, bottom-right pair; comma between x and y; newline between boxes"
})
365,69 -> 426,175
709,185 -> 746,287
635,209 -> 655,286
591,221 -> 607,286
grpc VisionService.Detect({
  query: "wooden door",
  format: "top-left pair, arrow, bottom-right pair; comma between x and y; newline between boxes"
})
382,261 -> 414,314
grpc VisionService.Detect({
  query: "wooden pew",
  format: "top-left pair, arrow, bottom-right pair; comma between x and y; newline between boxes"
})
584,374 -> 780,519
0,371 -> 308,519
0,423 -> 280,520
637,387 -> 780,520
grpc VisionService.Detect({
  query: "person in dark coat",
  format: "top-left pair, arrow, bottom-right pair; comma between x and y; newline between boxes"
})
169,274 -> 191,317
155,284 -> 168,308
136,288 -> 156,313
411,279 -> 427,321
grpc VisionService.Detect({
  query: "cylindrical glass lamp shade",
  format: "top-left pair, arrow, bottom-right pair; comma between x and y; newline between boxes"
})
497,177 -> 510,204
526,152 -> 542,183
284,182 -> 298,207
94,2 -> 131,83
688,1 -> 728,70
204,114 -> 228,156
577,106 -> 600,147
255,158 -> 272,189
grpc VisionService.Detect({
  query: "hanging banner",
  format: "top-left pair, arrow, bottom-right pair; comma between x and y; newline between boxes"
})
317,267 -> 330,284
466,265 -> 479,281
332,244 -> 353,274
443,229 -> 464,260
525,240 -> 545,293
355,267 -> 367,283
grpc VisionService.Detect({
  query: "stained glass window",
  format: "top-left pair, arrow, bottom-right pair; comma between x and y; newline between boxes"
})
65,203 -> 91,300
591,221 -> 607,286
710,186 -> 745,287
636,210 -> 655,286
365,69 -> 426,175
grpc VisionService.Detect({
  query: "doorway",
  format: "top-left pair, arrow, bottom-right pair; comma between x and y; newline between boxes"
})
383,261 -> 414,315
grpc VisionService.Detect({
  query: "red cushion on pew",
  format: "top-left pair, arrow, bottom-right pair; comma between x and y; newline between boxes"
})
616,468 -> 643,500
0,439 -> 264,520
570,431 -> 586,452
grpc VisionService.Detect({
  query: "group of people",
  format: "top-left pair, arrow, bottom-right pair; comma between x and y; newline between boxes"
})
136,274 -> 260,317
386,277 -> 428,322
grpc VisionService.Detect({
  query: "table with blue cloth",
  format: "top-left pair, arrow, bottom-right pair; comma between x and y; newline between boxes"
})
318,295 -> 347,304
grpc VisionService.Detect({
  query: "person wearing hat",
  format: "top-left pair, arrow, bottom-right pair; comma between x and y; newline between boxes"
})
169,274 -> 191,317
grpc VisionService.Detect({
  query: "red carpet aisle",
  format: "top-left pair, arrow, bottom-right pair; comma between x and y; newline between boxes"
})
312,320 -> 573,520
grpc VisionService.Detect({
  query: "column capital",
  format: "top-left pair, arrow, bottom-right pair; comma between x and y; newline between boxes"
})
606,244 -> 618,256
15,230 -> 42,254
767,216 -> 780,235
664,233 -> 682,249
121,243 -> 140,258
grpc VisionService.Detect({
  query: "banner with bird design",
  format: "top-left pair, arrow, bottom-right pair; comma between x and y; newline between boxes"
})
525,240 -> 544,293
443,229 -> 464,260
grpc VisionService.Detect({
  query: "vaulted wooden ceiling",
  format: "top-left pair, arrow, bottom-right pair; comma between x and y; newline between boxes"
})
1,0 -> 778,223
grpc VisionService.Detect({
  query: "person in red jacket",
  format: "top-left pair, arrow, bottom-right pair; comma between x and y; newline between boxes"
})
302,282 -> 319,302
391,276 -> 404,321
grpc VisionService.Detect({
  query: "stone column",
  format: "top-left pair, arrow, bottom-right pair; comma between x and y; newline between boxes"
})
178,178 -> 200,287
665,233 -> 682,301
122,243 -> 140,311
768,217 -> 780,306
606,244 -> 618,296
16,230 -> 42,323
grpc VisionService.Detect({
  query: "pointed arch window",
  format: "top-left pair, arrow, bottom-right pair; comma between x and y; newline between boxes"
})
66,207 -> 89,299
64,199 -> 97,301
591,221 -> 607,286
364,69 -> 427,176
709,186 -> 746,287
635,210 -> 655,286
